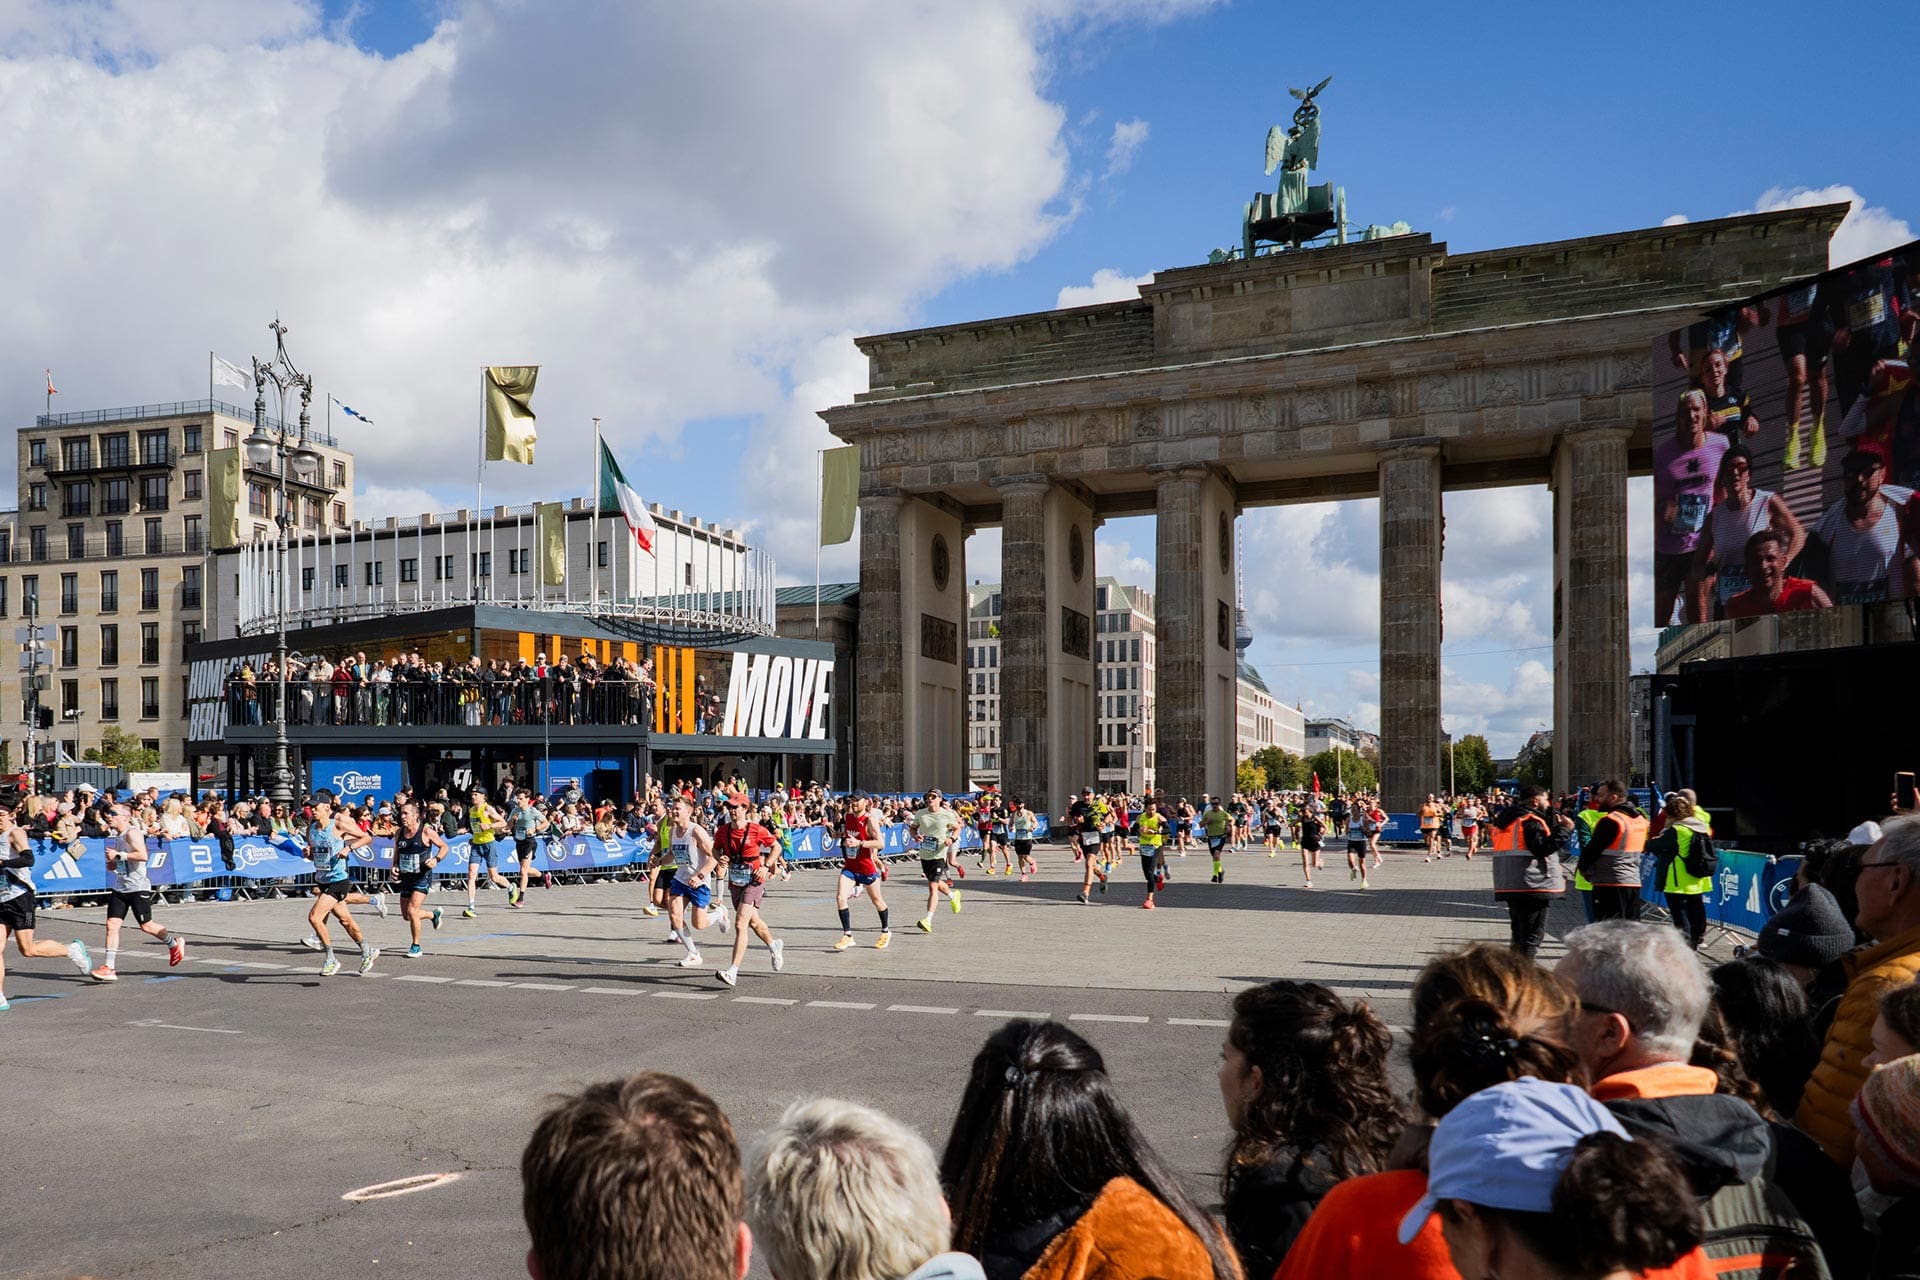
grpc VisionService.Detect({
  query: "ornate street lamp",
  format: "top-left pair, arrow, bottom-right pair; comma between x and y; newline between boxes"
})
248,319 -> 322,806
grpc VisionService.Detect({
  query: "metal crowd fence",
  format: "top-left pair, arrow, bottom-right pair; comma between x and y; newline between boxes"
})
226,678 -> 658,731
1634,849 -> 1803,936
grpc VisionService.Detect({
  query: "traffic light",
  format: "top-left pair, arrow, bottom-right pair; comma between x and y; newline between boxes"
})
36,706 -> 52,731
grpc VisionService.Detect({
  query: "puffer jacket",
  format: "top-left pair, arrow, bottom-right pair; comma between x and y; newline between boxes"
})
1795,922 -> 1920,1164
1016,1177 -> 1231,1280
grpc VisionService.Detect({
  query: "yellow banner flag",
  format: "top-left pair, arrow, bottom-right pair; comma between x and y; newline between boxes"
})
483,366 -> 539,464
535,502 -> 566,585
208,446 -> 243,549
820,444 -> 859,545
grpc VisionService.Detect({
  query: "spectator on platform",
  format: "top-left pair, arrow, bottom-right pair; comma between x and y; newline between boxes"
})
745,1097 -> 982,1280
940,1019 -> 1240,1280
520,1071 -> 750,1280
1558,921 -> 1829,1276
1797,816 -> 1920,1165
1217,980 -> 1402,1278
1852,1054 -> 1920,1280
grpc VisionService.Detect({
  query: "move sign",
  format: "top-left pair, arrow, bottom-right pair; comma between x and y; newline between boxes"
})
717,653 -> 833,740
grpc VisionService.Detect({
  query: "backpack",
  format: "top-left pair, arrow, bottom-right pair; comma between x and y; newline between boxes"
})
1684,829 -> 1718,878
1699,1175 -> 1832,1280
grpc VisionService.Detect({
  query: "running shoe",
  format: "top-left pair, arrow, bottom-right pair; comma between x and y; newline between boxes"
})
1350,866 -> 1358,881
716,966 -> 738,988
953,862 -> 966,879
1003,866 -> 1014,876
430,908 -> 443,931
769,939 -> 785,971
90,965 -> 118,983
67,940 -> 92,973
714,909 -> 730,934
0,994 -> 9,1012
874,931 -> 891,949
359,947 -> 380,975
1810,418 -> 1827,467
1076,892 -> 1089,905
462,906 -> 478,918
1094,865 -> 1108,883
667,929 -> 683,945
676,951 -> 703,968
1156,870 -> 1166,891
641,904 -> 661,917
916,917 -> 933,934
370,893 -> 389,918
1019,872 -> 1029,883
406,944 -> 423,958
167,935 -> 186,967
1784,420 -> 1804,470
949,891 -> 962,915
1142,899 -> 1156,910
508,888 -> 522,908
299,935 -> 322,951
832,934 -> 854,952
1360,880 -> 1370,891
1304,880 -> 1314,889
320,957 -> 342,977
543,872 -> 555,890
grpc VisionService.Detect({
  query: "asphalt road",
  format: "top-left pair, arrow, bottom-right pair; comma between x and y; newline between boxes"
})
2,842 -> 1658,1280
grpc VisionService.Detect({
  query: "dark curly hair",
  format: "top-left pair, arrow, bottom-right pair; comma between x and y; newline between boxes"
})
1221,981 -> 1404,1192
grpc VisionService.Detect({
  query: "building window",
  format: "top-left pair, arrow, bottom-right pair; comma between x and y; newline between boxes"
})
333,564 -> 349,589
182,565 -> 201,609
61,437 -> 91,470
302,567 -> 315,592
434,555 -> 455,581
66,524 -> 84,558
183,470 -> 202,500
144,518 -> 164,555
27,483 -> 45,513
138,430 -> 170,466
59,626 -> 77,667
104,521 -> 123,556
183,424 -> 201,455
182,620 -> 200,648
28,440 -> 46,468
365,561 -> 384,586
100,624 -> 118,665
139,475 -> 168,511
0,578 -> 8,617
99,570 -> 118,613
0,531 -> 10,561
140,568 -> 159,610
683,561 -> 694,587
29,527 -> 46,561
333,502 -> 345,525
61,679 -> 79,715
62,482 -> 90,518
22,575 -> 38,614
400,557 -> 418,583
140,622 -> 159,664
247,483 -> 270,517
597,541 -> 609,568
100,678 -> 119,721
141,737 -> 159,755
472,552 -> 491,578
59,574 -> 77,614
101,432 -> 130,467
101,478 -> 130,515
141,677 -> 160,719
305,498 -> 321,528
183,515 -> 203,553
332,460 -> 346,487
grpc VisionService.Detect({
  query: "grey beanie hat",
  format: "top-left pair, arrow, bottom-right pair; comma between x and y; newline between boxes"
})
1758,883 -> 1854,969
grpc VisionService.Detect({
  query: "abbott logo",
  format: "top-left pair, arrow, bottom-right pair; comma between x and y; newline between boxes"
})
332,771 -> 383,796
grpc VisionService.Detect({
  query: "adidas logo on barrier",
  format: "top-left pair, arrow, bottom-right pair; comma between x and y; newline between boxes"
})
41,854 -> 82,881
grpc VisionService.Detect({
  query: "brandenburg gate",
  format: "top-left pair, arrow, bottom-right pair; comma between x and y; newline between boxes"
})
822,205 -> 1843,810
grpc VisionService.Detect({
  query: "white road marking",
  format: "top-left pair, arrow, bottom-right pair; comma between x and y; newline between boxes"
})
241,962 -> 292,970
391,975 -> 453,984
581,987 -> 643,996
733,996 -> 797,1006
1069,1013 -> 1149,1024
511,982 -> 575,991
807,1000 -> 875,1010
975,1009 -> 1050,1019
127,1017 -> 241,1035
652,990 -> 720,1001
888,1004 -> 959,1015
452,979 -> 511,987
1167,1017 -> 1229,1028
342,1172 -> 462,1202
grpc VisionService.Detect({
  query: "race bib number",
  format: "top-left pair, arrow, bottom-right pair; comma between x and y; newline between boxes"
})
1079,832 -> 1101,847
1670,491 -> 1709,536
1848,292 -> 1888,332
726,862 -> 755,886
918,837 -> 944,855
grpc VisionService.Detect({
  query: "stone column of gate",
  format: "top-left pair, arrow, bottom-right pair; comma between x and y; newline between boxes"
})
1153,465 -> 1237,800
1378,445 -> 1444,811
995,476 -> 1053,808
1551,426 -> 1631,794
855,489 -> 905,793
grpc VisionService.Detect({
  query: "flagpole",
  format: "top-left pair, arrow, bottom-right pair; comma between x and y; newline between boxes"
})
814,449 -> 824,640
208,352 -> 214,408
476,369 -> 485,604
591,417 -> 602,615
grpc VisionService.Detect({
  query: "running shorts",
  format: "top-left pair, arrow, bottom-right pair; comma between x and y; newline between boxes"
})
1460,822 -> 1478,833
1076,831 -> 1101,851
920,858 -> 949,883
106,890 -> 154,925
0,894 -> 36,932
1207,835 -> 1227,853
468,842 -> 498,870
1013,840 -> 1033,859
314,878 -> 356,902
840,868 -> 880,887
669,879 -> 713,909
515,836 -> 538,861
728,880 -> 766,910
397,871 -> 433,898
1346,838 -> 1367,854
652,864 -> 678,893
1776,321 -> 1833,362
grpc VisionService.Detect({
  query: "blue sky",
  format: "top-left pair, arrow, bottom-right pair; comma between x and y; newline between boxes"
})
5,0 -> 1914,753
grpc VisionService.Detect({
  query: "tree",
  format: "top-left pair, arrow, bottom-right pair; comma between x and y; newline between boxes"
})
1514,740 -> 1553,789
83,727 -> 158,774
1236,760 -> 1266,794
1444,734 -> 1497,794
1247,746 -> 1305,791
1304,748 -> 1376,796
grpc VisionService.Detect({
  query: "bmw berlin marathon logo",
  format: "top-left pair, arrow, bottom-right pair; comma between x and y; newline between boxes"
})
331,770 -> 385,798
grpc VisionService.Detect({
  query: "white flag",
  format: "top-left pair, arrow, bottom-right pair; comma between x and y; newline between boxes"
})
212,354 -> 252,389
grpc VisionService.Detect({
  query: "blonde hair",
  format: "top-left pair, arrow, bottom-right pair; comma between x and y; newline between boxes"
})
745,1098 -> 948,1280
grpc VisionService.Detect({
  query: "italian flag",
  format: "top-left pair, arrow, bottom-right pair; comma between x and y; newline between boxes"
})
598,438 -> 658,555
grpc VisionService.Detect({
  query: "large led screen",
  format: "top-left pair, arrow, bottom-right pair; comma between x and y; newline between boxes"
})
1651,241 -> 1919,623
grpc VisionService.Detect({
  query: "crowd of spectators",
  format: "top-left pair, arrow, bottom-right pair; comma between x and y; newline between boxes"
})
516,815 -> 1920,1280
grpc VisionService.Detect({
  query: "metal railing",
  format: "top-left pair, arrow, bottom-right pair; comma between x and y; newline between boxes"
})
226,677 -> 662,731
47,444 -> 178,474
0,532 -> 211,563
34,398 -> 338,448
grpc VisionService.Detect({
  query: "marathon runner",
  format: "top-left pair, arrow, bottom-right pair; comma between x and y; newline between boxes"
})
832,793 -> 890,951
1174,796 -> 1196,856
461,787 -> 514,917
89,803 -> 186,982
1203,797 -> 1232,884
1457,796 -> 1483,860
1136,802 -> 1167,910
987,799 -> 1013,876
666,790 -> 727,969
1068,788 -> 1107,904
508,790 -> 550,908
1365,795 -> 1387,866
1420,794 -> 1446,863
711,793 -> 785,987
643,795 -> 671,919
392,799 -> 447,958
303,789 -> 381,976
1009,799 -> 1038,881
1297,807 -> 1323,888
1345,803 -> 1372,891
911,790 -> 963,934
0,805 -> 93,1009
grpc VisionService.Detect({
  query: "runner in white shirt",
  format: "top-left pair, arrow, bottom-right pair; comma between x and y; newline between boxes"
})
0,805 -> 92,1011
665,791 -> 727,969
88,803 -> 186,982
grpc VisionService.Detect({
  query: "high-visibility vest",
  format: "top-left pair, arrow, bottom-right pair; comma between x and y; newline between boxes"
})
1490,812 -> 1563,895
1573,809 -> 1600,891
1606,811 -> 1650,855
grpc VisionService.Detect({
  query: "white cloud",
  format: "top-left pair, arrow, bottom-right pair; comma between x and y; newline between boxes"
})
1103,116 -> 1148,178
355,484 -> 444,522
1721,186 -> 1911,267
1096,533 -> 1152,584
1661,213 -> 1689,227
1056,267 -> 1153,308
1435,205 -> 1457,223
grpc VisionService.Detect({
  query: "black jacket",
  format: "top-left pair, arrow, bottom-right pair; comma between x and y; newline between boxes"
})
1223,1145 -> 1343,1280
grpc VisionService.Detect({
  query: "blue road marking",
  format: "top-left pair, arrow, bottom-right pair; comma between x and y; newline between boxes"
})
145,975 -> 187,983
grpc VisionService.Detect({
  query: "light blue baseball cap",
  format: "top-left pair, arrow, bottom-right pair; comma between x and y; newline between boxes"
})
1397,1077 -> 1630,1244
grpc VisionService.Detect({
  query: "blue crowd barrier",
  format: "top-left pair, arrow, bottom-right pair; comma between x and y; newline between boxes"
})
1636,849 -> 1802,933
